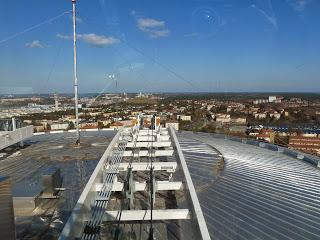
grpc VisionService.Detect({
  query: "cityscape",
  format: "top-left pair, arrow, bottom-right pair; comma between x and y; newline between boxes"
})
1,92 -> 320,157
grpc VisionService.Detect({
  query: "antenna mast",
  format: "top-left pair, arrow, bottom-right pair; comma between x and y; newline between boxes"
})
72,0 -> 80,144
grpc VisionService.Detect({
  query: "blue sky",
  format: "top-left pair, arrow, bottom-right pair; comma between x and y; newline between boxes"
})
0,0 -> 320,94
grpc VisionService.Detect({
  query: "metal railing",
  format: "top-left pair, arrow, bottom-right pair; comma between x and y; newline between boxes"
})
0,125 -> 33,150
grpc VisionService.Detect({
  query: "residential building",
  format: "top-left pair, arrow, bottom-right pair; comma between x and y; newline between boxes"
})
254,113 -> 267,119
256,128 -> 275,143
215,114 -> 231,123
289,136 -> 320,155
50,122 -> 69,130
231,117 -> 247,125
165,120 -> 179,130
177,115 -> 191,121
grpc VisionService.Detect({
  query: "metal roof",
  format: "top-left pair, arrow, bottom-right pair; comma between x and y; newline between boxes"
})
178,131 -> 320,240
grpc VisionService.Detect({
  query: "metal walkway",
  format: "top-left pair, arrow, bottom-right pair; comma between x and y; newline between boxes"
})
59,116 -> 210,240
81,138 -> 127,239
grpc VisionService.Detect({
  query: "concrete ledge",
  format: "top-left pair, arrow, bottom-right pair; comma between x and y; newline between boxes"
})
34,132 -> 45,135
49,130 -> 64,134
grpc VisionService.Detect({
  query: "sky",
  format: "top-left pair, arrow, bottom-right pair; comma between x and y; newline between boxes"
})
0,0 -> 320,94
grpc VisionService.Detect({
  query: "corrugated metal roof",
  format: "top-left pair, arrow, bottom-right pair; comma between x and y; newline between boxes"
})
178,131 -> 320,240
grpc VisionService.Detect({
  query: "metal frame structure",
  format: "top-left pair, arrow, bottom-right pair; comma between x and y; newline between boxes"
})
0,118 -> 33,150
59,116 -> 211,240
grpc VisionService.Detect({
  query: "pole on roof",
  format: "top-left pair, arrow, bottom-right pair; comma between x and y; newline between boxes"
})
72,0 -> 80,144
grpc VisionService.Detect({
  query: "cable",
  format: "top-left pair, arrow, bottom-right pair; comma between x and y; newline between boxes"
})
0,10 -> 71,46
77,11 -> 202,92
88,78 -> 117,106
43,11 -> 70,93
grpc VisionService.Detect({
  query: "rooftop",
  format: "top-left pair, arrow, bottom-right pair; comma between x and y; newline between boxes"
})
178,131 -> 320,239
0,130 -> 116,239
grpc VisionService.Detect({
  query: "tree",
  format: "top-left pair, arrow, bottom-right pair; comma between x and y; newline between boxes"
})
69,121 -> 75,130
98,122 -> 104,129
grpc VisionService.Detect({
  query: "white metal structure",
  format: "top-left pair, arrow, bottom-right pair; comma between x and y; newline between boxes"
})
104,209 -> 191,221
59,117 -> 211,240
95,181 -> 183,192
72,0 -> 80,143
0,126 -> 33,150
107,162 -> 177,172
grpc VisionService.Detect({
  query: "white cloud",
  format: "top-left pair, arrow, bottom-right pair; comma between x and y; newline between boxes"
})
25,40 -> 45,48
137,18 -> 165,29
287,0 -> 312,12
56,33 -> 120,47
136,17 -> 170,38
78,33 -> 119,47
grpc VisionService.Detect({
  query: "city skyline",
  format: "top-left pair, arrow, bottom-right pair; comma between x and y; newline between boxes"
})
1,0 -> 320,94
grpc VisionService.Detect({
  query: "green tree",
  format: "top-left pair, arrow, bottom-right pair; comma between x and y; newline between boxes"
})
98,122 -> 104,129
68,121 -> 75,130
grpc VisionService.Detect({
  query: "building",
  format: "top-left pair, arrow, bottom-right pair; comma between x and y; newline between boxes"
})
254,113 -> 267,119
177,115 -> 191,121
253,99 -> 268,104
34,125 -> 45,132
269,96 -> 282,103
231,117 -> 247,125
229,125 -> 247,133
289,136 -> 320,155
50,122 -> 69,131
79,122 -> 98,129
269,112 -> 281,120
110,121 -> 124,129
215,114 -> 231,123
165,120 -> 179,130
256,128 -> 275,143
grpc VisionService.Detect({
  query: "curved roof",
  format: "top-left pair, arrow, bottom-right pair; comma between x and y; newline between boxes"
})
178,131 -> 320,240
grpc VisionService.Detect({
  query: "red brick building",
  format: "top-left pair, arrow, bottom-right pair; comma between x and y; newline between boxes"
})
289,136 -> 320,156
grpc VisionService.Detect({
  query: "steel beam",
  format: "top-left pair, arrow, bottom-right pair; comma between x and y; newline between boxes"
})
103,209 -> 190,222
169,127 -> 211,240
106,162 -> 177,172
126,141 -> 171,148
123,149 -> 173,157
137,130 -> 169,136
135,136 -> 170,142
95,181 -> 183,192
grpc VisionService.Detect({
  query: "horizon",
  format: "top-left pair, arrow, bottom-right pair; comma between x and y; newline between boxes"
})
2,91 -> 320,97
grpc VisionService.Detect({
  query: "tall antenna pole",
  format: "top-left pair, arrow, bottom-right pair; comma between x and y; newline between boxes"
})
72,0 -> 80,144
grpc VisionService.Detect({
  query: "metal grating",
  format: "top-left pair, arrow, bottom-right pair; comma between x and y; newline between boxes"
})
81,137 -> 128,240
